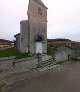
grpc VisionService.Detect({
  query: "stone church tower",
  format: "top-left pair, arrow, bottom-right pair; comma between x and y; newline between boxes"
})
15,0 -> 48,54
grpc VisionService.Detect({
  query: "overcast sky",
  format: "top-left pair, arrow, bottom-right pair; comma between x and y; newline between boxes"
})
0,0 -> 80,41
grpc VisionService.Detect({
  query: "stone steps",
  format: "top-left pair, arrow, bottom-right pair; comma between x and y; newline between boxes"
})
39,59 -> 53,67
42,54 -> 52,61
37,56 -> 56,71
37,63 -> 54,72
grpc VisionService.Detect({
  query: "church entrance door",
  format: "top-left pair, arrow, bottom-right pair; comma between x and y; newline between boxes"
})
36,42 -> 42,54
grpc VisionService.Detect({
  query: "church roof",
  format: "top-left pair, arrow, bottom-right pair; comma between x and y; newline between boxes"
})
20,20 -> 28,24
33,0 -> 48,9
14,33 -> 20,38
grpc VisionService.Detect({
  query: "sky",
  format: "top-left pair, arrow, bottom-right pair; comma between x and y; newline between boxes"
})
0,0 -> 80,41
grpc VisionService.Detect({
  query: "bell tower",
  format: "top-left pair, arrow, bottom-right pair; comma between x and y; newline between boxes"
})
15,0 -> 48,54
27,0 -> 48,54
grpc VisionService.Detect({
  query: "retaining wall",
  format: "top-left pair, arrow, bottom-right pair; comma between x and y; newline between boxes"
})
0,56 -> 38,72
54,52 -> 68,62
0,56 -> 16,72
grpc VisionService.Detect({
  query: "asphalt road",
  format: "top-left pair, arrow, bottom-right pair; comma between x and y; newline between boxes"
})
6,61 -> 80,92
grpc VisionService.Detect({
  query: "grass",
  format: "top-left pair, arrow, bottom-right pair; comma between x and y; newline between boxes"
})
0,47 -> 31,59
47,47 -> 52,55
56,60 -> 68,65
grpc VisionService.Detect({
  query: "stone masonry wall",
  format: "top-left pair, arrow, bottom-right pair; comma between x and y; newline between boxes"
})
0,56 -> 38,72
20,20 -> 29,53
54,52 -> 68,62
0,56 -> 16,72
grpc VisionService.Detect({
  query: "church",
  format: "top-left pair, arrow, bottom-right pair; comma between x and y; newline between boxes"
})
14,0 -> 48,54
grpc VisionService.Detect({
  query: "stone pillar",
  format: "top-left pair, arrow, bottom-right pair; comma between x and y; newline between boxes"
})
37,53 -> 42,67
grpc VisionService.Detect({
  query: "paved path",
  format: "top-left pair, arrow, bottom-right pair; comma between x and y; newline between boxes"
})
5,61 -> 80,92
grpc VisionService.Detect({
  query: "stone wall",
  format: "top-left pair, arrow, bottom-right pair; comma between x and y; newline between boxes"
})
20,20 -> 29,53
0,56 -> 38,72
14,58 -> 38,71
0,56 -> 16,72
14,34 -> 20,51
15,0 -> 47,54
54,52 -> 69,62
28,0 -> 47,54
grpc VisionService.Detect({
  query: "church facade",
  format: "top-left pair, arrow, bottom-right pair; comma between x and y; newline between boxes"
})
15,0 -> 48,54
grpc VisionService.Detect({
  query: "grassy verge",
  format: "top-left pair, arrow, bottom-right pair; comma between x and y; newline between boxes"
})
55,60 -> 69,65
0,47 -> 31,59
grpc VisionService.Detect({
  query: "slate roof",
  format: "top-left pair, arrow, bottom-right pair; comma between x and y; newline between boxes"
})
14,33 -> 20,38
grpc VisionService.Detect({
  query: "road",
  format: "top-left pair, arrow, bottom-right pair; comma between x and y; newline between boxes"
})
6,61 -> 80,92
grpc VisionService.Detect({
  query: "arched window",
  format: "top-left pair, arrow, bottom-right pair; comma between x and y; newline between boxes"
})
38,7 -> 42,15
